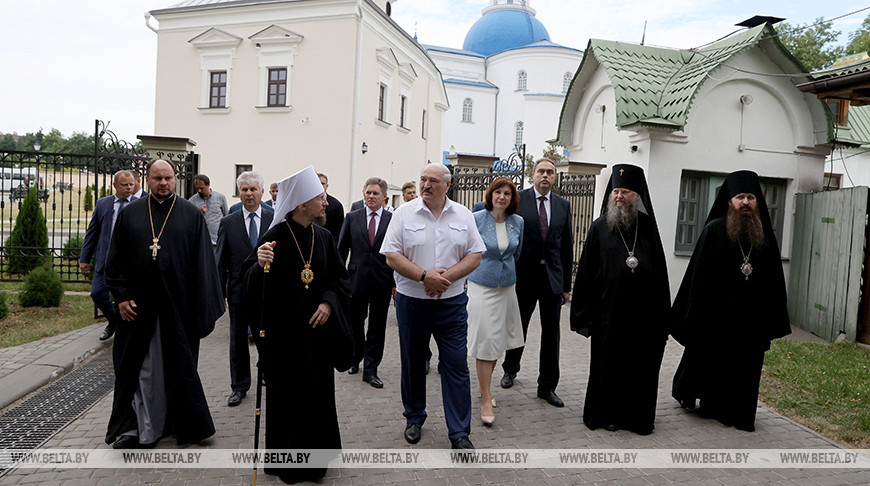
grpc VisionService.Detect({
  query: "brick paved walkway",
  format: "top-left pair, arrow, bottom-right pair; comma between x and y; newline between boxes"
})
2,306 -> 869,485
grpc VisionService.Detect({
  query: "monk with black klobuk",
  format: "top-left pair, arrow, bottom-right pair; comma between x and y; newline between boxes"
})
242,165 -> 355,484
570,164 -> 670,435
670,170 -> 790,432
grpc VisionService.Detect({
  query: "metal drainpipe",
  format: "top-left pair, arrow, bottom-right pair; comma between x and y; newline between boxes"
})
349,0 -> 365,204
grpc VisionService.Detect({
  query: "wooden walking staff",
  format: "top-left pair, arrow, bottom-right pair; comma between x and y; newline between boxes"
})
253,241 -> 275,486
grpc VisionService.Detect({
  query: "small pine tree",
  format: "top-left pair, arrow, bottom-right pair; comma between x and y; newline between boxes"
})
99,186 -> 107,198
6,187 -> 49,275
63,234 -> 84,260
0,292 -> 8,321
20,264 -> 63,308
84,185 -> 93,211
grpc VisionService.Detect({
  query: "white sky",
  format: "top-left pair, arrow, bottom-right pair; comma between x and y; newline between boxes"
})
0,0 -> 866,144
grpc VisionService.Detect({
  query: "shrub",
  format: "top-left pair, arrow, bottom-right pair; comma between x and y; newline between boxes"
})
5,187 -> 49,275
0,292 -> 8,321
63,234 -> 84,260
84,186 -> 93,212
20,264 -> 63,308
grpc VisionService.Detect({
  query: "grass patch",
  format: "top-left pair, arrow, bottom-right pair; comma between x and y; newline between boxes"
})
0,281 -> 91,292
761,339 -> 870,448
0,293 -> 99,349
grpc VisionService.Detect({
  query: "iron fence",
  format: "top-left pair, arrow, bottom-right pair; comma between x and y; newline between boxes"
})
0,120 -> 198,282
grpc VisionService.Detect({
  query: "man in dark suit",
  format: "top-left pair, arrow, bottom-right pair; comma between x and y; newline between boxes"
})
215,171 -> 274,407
501,158 -> 573,408
80,170 -> 137,341
338,177 -> 395,387
318,173 -> 345,242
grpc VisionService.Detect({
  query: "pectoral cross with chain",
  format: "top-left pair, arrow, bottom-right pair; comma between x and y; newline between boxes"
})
150,238 -> 161,260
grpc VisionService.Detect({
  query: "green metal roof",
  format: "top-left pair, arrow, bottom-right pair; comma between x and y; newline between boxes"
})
556,23 -> 827,144
840,105 -> 870,146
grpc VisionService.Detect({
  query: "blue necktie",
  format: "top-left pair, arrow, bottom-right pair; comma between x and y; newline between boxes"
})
248,213 -> 258,248
118,198 -> 128,212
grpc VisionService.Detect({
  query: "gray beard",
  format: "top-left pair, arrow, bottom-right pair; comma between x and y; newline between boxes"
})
726,206 -> 764,247
606,197 -> 638,232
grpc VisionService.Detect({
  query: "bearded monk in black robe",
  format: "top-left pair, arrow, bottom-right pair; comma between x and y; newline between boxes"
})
243,166 -> 354,484
570,164 -> 670,435
104,159 -> 224,449
671,170 -> 790,432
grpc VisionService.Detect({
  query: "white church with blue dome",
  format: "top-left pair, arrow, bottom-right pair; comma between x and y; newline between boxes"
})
424,0 -> 583,161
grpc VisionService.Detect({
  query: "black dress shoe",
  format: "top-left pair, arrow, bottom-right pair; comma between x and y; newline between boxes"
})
99,324 -> 116,341
227,390 -> 246,407
112,435 -> 140,449
450,436 -> 474,450
362,375 -> 383,388
500,373 -> 516,389
679,398 -> 696,410
537,390 -> 564,407
348,365 -> 359,375
604,424 -> 619,432
404,423 -> 421,444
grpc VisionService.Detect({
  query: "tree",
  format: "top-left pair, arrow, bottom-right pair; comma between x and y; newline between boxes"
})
6,188 -> 49,275
847,14 -> 870,55
0,134 -> 16,152
83,185 -> 93,212
776,18 -> 846,71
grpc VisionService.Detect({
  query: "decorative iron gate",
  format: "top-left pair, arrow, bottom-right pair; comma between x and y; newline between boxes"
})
558,173 -> 597,276
447,145 -> 526,207
0,120 -> 199,282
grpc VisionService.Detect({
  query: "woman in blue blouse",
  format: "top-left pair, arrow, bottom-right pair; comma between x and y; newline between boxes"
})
466,177 -> 524,425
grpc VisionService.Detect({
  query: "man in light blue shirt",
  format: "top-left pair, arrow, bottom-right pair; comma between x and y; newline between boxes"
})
189,174 -> 228,246
381,163 -> 485,450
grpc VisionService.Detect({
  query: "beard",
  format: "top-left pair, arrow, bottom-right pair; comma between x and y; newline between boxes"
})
726,205 -> 765,247
606,197 -> 638,232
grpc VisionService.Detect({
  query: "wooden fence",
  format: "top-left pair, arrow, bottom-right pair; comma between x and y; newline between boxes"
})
788,186 -> 869,342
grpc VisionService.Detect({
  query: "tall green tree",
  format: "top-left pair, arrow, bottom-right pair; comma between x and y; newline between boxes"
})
776,18 -> 846,70
6,188 -> 49,275
847,14 -> 870,55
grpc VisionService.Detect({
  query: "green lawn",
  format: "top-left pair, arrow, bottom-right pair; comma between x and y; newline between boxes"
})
761,339 -> 870,448
0,293 -> 99,348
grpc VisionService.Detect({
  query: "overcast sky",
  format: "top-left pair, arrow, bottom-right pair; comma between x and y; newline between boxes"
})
1,0 -> 866,144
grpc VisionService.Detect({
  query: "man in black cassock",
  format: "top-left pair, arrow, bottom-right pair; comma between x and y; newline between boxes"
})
671,170 -> 790,432
104,159 -> 224,449
570,164 -> 670,435
243,165 -> 354,484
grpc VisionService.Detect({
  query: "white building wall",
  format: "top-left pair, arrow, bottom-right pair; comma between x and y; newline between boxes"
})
441,84 -> 497,156
567,49 -> 827,298
151,0 -> 446,208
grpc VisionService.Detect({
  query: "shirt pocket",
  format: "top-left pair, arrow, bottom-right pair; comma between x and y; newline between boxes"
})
447,222 -> 468,246
403,223 -> 427,247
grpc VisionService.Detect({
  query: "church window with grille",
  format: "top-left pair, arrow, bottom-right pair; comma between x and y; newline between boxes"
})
517,70 -> 527,91
462,98 -> 473,122
515,121 -> 524,147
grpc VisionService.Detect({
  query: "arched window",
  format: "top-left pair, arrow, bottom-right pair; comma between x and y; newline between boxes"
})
462,98 -> 473,122
563,72 -> 572,93
515,121 -> 524,148
517,70 -> 527,91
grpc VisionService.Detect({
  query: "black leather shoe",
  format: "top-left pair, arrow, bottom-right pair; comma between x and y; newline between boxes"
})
604,424 -> 619,432
450,436 -> 474,450
363,375 -> 383,388
679,398 -> 696,410
348,365 -> 359,375
537,390 -> 564,407
112,435 -> 140,449
424,359 -> 430,375
227,390 -> 246,407
500,373 -> 516,389
99,324 -> 116,341
404,424 -> 421,444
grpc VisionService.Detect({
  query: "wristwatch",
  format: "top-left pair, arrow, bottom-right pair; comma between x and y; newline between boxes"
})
420,270 -> 427,282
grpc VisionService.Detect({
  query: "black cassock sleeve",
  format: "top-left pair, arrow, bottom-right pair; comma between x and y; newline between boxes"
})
570,221 -> 600,338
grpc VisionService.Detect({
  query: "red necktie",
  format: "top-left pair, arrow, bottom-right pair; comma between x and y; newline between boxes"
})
539,196 -> 549,239
368,212 -> 377,245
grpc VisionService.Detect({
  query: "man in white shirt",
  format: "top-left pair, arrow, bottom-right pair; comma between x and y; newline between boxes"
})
381,163 -> 485,450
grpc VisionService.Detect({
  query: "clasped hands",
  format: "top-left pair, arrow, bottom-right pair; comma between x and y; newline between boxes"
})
422,267 -> 451,299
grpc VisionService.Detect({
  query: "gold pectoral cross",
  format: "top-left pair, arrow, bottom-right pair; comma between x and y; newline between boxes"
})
150,238 -> 161,260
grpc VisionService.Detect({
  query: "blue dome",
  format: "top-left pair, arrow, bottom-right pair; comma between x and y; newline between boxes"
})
462,9 -> 551,57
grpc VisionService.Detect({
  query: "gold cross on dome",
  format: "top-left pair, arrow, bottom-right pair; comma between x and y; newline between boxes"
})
619,169 -> 624,176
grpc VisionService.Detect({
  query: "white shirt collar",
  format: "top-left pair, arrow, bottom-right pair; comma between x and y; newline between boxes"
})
533,187 -> 549,201
365,206 -> 383,218
244,206 -> 262,220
